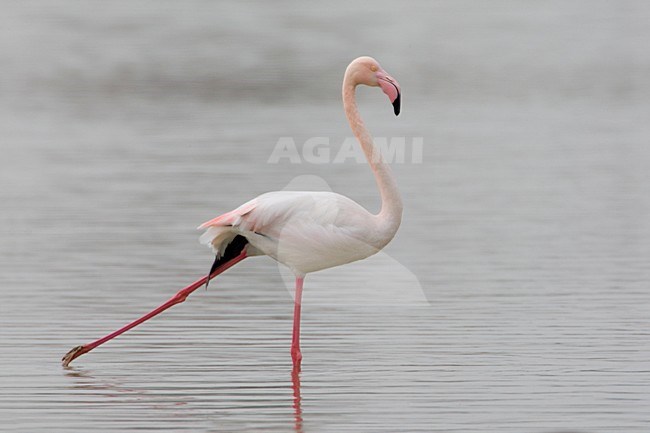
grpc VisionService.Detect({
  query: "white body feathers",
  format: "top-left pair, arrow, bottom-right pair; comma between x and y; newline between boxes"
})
199,191 -> 397,276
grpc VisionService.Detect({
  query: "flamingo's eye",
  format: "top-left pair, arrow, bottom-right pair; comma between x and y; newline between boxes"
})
370,65 -> 378,72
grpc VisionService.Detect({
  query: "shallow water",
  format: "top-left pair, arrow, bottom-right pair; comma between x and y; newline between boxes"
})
1,1 -> 650,432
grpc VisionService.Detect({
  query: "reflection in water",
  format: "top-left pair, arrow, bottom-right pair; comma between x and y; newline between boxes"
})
63,366 -> 152,403
292,366 -> 303,433
62,362 -> 306,431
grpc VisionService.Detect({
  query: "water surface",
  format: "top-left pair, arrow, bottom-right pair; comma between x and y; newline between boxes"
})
1,1 -> 649,432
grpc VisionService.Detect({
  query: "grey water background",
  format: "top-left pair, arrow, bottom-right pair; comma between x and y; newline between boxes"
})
1,1 -> 649,432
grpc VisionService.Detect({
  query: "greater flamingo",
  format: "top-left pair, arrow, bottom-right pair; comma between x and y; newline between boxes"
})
62,56 -> 402,368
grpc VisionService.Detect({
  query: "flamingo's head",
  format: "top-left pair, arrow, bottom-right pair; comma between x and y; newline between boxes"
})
347,56 -> 401,116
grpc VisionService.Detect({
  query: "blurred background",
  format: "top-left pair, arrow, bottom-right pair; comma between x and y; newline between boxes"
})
1,1 -> 649,432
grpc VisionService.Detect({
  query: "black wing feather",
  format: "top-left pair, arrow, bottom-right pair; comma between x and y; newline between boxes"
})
205,235 -> 248,288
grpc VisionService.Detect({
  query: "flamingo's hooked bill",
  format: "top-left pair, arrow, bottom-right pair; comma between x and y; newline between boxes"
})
377,72 -> 401,116
392,92 -> 401,116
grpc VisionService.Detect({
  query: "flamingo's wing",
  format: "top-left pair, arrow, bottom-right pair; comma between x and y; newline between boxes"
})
198,191 -> 378,273
198,192 -> 329,256
197,199 -> 258,256
197,199 -> 257,229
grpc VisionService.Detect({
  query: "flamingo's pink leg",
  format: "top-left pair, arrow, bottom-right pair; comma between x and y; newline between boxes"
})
291,277 -> 304,368
62,251 -> 247,367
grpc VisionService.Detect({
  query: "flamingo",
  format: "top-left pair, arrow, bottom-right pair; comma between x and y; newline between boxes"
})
62,56 -> 402,369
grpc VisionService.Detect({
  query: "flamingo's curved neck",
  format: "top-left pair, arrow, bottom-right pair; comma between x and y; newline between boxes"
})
343,74 -> 403,241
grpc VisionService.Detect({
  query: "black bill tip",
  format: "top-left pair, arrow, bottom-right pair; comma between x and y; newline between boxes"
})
392,92 -> 401,116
